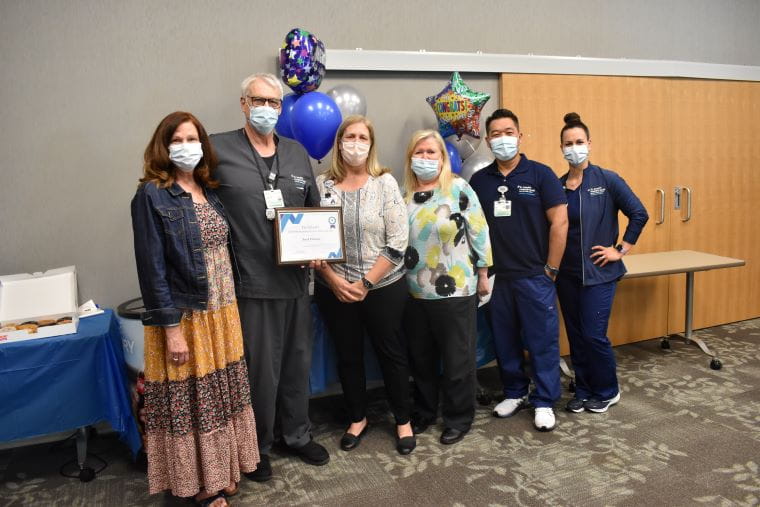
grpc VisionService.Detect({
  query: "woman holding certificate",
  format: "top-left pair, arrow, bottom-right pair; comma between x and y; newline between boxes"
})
313,115 -> 415,455
402,130 -> 492,446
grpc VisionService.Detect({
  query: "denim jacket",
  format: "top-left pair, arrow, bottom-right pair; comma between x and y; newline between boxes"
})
560,164 -> 649,286
130,181 -> 237,326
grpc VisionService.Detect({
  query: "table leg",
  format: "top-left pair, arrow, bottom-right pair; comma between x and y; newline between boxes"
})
684,272 -> 694,343
559,357 -> 574,380
674,272 -> 722,370
559,357 -> 575,392
75,427 -> 96,482
76,427 -> 88,471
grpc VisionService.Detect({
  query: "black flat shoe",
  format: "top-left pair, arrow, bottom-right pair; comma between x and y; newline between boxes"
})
340,423 -> 369,451
287,440 -> 330,466
396,435 -> 416,455
244,454 -> 272,482
440,427 -> 468,445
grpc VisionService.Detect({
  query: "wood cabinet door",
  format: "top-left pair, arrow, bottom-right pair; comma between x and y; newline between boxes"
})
499,74 -> 673,351
667,79 -> 760,333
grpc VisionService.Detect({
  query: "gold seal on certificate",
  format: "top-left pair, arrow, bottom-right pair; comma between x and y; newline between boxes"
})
274,207 -> 346,265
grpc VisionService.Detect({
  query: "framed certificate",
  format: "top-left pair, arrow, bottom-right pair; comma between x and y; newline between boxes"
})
274,207 -> 346,265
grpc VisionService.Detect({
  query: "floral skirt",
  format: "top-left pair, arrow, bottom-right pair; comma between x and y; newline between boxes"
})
142,303 -> 259,497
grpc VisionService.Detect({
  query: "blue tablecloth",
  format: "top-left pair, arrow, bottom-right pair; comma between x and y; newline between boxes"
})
309,303 -> 496,394
0,310 -> 141,455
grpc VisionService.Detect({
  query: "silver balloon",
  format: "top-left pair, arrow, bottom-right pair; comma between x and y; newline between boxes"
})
444,134 -> 481,161
326,84 -> 367,118
460,151 -> 494,182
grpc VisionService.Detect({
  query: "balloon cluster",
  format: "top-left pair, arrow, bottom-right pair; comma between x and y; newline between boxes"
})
427,72 -> 493,179
276,28 -> 368,161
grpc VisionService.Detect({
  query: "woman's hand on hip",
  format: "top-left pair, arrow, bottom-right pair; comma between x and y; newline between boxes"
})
165,325 -> 190,366
590,245 -> 623,267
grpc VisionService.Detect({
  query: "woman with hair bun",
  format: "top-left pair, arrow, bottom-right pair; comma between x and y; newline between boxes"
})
556,112 -> 649,414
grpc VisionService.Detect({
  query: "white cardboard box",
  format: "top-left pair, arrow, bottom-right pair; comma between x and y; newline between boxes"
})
0,266 -> 79,344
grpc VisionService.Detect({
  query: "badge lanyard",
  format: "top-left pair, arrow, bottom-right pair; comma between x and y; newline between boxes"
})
494,184 -> 511,217
247,141 -> 282,220
320,179 -> 339,207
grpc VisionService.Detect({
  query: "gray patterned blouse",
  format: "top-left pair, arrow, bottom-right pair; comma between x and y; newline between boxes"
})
316,172 -> 408,289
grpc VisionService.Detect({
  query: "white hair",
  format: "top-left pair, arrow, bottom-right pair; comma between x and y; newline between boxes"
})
240,73 -> 284,99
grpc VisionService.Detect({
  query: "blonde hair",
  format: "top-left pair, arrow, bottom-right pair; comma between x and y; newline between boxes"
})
322,115 -> 389,182
403,129 -> 454,201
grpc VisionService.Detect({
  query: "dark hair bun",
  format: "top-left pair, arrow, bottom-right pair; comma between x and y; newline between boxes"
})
564,112 -> 581,124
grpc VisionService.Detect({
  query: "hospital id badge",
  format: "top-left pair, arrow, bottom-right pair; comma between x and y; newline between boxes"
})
494,199 -> 511,217
264,189 -> 285,209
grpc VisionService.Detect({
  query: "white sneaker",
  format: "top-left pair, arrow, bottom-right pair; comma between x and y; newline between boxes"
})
534,407 -> 556,431
493,396 -> 527,418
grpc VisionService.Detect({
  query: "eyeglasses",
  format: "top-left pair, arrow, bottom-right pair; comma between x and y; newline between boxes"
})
245,96 -> 282,109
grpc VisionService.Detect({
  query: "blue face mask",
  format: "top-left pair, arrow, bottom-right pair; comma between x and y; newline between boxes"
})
411,157 -> 440,181
248,106 -> 279,135
489,136 -> 519,161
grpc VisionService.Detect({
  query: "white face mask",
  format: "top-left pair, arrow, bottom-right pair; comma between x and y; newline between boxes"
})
489,136 -> 519,161
169,142 -> 203,172
341,141 -> 371,167
248,105 -> 279,135
563,144 -> 589,166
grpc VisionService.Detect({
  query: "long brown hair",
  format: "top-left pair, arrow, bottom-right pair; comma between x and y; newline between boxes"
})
140,111 -> 218,188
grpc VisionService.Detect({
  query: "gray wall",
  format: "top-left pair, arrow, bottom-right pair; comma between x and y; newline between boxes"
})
1,0 -> 758,307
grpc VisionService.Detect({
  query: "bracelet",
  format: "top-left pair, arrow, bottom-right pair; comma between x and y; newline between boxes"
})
544,264 -> 559,276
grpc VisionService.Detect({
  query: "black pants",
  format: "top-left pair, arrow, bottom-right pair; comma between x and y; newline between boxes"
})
238,296 -> 313,454
404,295 -> 478,432
314,278 -> 411,425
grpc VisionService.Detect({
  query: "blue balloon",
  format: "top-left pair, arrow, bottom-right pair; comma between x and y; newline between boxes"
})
290,91 -> 342,160
445,141 -> 463,174
275,93 -> 299,139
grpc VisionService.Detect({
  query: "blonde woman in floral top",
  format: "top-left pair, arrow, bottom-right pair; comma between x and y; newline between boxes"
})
313,116 -> 415,455
403,129 -> 492,446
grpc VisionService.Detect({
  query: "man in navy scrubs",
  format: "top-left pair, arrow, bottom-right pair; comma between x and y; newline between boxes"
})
469,108 -> 568,431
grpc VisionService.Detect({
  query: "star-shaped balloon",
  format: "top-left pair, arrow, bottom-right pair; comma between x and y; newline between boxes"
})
426,72 -> 490,139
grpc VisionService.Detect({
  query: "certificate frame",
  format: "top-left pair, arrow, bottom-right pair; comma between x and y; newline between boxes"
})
273,207 -> 346,265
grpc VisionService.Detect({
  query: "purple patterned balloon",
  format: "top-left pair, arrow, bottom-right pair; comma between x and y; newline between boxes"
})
279,28 -> 326,95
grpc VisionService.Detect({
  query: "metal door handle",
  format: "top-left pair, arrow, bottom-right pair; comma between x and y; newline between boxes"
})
656,188 -> 665,224
681,186 -> 692,222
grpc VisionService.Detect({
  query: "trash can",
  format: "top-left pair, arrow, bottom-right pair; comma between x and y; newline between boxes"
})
116,297 -> 146,445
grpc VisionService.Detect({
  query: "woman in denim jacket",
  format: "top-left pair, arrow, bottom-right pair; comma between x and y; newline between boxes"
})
131,111 -> 259,507
556,112 -> 649,415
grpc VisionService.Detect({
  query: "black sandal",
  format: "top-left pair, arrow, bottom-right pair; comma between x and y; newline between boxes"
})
196,492 -> 228,507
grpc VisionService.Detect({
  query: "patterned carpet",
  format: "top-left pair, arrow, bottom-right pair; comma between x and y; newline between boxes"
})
2,319 -> 759,506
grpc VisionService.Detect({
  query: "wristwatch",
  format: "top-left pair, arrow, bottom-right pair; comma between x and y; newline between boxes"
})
361,276 -> 375,290
544,264 -> 559,277
615,244 -> 629,255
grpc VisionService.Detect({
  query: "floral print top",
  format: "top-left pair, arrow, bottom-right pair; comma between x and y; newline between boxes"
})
405,177 -> 493,299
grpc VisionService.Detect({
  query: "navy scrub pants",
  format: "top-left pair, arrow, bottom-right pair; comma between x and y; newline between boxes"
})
489,274 -> 561,408
555,276 -> 619,401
